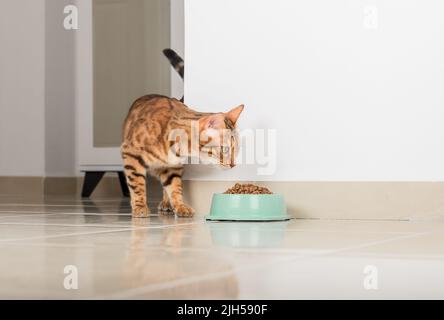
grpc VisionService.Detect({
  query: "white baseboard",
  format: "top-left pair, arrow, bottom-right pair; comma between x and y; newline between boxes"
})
183,181 -> 444,221
2,177 -> 444,221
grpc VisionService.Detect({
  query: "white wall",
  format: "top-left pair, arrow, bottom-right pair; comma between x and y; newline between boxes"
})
0,0 -> 46,176
170,0 -> 185,100
45,0 -> 77,177
0,0 -> 77,177
185,0 -> 444,181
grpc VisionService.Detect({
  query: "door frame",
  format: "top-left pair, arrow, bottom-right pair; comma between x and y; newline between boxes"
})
76,0 -> 120,172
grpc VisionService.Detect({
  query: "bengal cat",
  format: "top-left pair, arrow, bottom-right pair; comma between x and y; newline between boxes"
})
121,94 -> 244,218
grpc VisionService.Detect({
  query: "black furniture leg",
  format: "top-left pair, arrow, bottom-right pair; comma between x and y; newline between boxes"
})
81,172 -> 106,198
118,171 -> 130,197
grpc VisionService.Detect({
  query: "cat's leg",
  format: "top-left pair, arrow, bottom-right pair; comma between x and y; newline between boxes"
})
158,190 -> 173,213
122,154 -> 149,218
158,167 -> 195,217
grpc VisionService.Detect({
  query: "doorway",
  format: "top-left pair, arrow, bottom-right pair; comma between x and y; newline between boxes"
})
92,0 -> 172,148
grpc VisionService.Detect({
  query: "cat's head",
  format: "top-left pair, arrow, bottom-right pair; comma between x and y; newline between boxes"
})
199,105 -> 244,168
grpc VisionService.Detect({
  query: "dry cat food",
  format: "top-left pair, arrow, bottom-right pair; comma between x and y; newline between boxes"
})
224,183 -> 273,195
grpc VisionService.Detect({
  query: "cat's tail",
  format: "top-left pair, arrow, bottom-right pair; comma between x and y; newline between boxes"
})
163,48 -> 184,79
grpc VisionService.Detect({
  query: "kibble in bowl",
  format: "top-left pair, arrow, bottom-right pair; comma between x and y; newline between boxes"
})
207,183 -> 288,221
224,183 -> 273,195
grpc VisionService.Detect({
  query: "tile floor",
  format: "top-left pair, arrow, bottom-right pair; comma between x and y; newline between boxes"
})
1,195 -> 444,299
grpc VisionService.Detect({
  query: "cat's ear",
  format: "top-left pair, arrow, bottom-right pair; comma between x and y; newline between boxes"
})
200,114 -> 225,131
226,105 -> 245,124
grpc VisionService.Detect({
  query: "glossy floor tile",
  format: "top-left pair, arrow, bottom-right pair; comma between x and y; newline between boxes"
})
0,195 -> 444,299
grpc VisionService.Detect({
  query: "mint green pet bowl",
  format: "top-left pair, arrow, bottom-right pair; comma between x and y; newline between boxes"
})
206,193 -> 290,222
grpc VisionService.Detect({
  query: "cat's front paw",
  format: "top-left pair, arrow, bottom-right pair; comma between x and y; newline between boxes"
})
158,200 -> 173,213
132,206 -> 150,218
174,204 -> 195,218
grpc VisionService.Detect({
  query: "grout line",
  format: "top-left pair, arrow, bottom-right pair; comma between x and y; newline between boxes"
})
55,212 -> 174,217
0,204 -> 129,208
103,255 -> 301,299
0,213 -> 59,219
104,270 -> 236,299
338,251 -> 444,260
0,211 -> 59,214
0,221 -> 203,244
105,231 -> 432,299
0,211 -> 132,215
282,229 -> 414,235
319,232 -> 430,256
0,222 -> 138,229
57,212 -> 136,216
0,203 -> 160,207
295,217 -> 412,222
255,231 -> 432,259
4,242 -> 96,249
